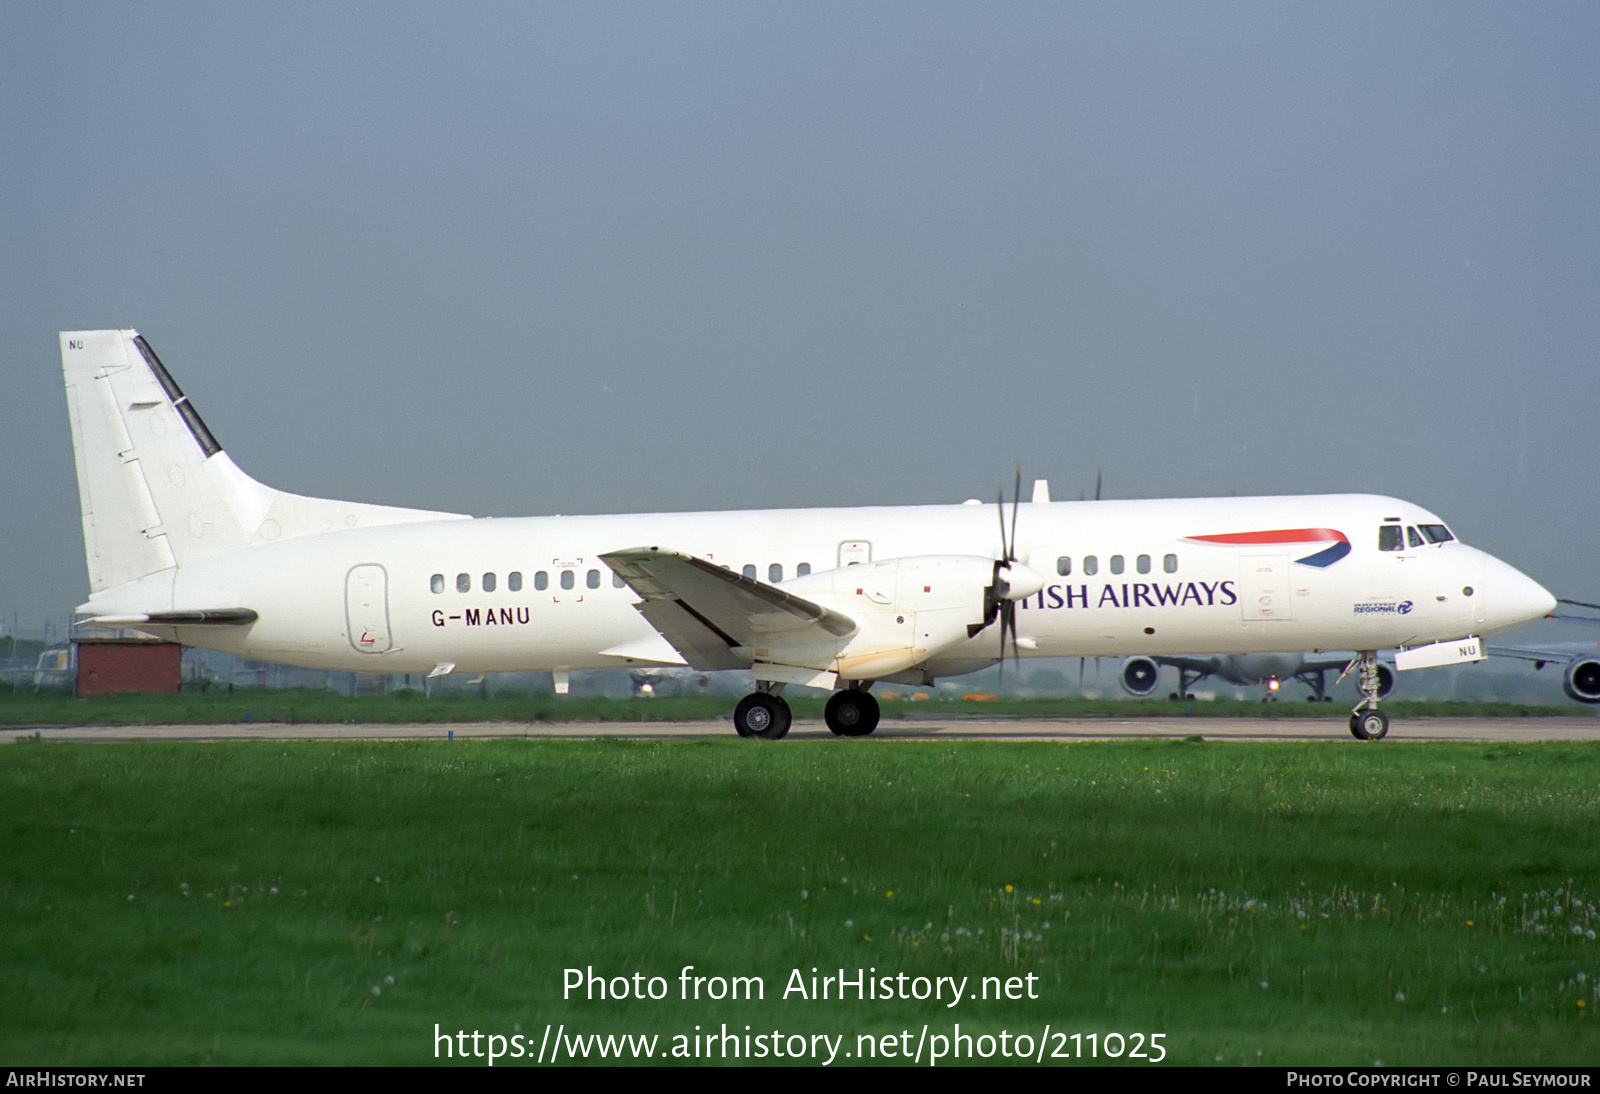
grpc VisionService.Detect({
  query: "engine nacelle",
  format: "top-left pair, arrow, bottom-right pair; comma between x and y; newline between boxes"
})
778,554 -> 1000,681
1121,656 -> 1161,697
1563,658 -> 1600,704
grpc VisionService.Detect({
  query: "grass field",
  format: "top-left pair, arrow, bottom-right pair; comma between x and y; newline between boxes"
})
3,737 -> 1597,1066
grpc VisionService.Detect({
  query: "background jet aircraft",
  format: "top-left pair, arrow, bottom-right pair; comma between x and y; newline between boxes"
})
1485,601 -> 1600,704
1118,652 -> 1394,702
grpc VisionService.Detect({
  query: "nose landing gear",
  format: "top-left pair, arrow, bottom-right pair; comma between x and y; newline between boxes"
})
1345,652 -> 1390,740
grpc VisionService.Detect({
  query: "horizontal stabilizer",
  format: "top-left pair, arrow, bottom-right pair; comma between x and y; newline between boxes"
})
86,609 -> 259,626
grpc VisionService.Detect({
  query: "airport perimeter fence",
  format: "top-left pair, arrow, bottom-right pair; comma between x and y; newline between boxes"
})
0,618 -> 670,699
0,617 -> 1579,704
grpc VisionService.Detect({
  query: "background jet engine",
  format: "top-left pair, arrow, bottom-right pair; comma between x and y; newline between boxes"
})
1120,656 -> 1161,697
1563,657 -> 1600,703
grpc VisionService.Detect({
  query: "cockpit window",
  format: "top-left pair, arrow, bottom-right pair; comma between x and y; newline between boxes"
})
1407,526 -> 1424,549
1419,524 -> 1455,544
1378,526 -> 1404,552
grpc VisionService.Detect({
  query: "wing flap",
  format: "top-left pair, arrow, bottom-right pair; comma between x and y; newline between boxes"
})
632,598 -> 748,671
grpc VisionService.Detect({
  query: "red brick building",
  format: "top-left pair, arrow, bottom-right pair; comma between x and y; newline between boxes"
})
74,639 -> 182,695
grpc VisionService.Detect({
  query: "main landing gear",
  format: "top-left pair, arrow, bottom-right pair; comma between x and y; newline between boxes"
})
733,686 -> 791,740
824,686 -> 880,737
731,682 -> 882,739
1346,651 -> 1390,741
1169,665 -> 1201,702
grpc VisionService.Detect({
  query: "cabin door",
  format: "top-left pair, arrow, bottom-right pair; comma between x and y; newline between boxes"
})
346,564 -> 393,653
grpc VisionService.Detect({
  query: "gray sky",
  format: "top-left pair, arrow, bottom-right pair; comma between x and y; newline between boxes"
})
3,2 -> 1596,632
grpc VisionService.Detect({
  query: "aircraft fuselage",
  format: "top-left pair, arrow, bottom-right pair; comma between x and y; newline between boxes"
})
106,494 -> 1534,677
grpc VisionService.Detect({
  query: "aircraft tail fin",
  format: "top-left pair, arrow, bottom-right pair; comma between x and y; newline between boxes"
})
61,329 -> 467,599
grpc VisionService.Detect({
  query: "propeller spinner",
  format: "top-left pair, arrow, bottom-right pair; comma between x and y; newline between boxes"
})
969,467 -> 1044,674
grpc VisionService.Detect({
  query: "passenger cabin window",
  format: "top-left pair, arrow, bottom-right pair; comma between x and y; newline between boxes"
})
1083,555 -> 1099,576
1163,554 -> 1178,573
1110,554 -> 1125,575
534,571 -> 549,591
797,563 -> 811,577
612,571 -> 626,588
508,571 -> 522,592
456,573 -> 471,593
1056,556 -> 1071,576
587,569 -> 600,589
482,572 -> 497,592
1136,554 -> 1151,574
742,564 -> 756,580
769,563 -> 783,583
560,570 -> 575,590
1420,524 -> 1454,544
1407,526 -> 1424,549
431,573 -> 445,594
1378,526 -> 1404,552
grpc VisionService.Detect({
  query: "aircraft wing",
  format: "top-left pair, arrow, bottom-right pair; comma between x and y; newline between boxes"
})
1147,655 -> 1222,677
1297,655 -> 1359,676
600,547 -> 857,672
1549,599 -> 1600,627
1488,642 -> 1600,666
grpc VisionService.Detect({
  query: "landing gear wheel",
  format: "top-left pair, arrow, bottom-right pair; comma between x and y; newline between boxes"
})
825,690 -> 880,737
1345,651 -> 1391,741
1349,709 -> 1389,741
734,693 -> 791,739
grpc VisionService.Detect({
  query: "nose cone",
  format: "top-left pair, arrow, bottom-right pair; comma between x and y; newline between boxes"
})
1481,555 -> 1557,635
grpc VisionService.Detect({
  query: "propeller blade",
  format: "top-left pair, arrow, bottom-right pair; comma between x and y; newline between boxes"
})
995,487 -> 1007,561
985,465 -> 1034,691
1009,464 -> 1021,561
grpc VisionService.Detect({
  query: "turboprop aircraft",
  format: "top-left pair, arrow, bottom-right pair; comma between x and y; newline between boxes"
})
61,329 -> 1556,741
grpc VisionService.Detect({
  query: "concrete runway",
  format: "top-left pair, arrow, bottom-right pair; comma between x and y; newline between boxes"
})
8,715 -> 1599,744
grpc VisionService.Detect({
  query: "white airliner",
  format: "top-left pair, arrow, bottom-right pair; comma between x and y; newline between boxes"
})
60,329 -> 1556,741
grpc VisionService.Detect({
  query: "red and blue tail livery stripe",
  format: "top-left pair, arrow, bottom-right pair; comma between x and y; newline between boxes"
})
1184,528 -> 1351,568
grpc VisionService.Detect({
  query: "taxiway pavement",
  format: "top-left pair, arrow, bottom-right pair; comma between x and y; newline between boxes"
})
7,715 -> 1597,744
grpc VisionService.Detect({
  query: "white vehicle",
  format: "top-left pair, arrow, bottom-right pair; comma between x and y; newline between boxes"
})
61,330 -> 1555,741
